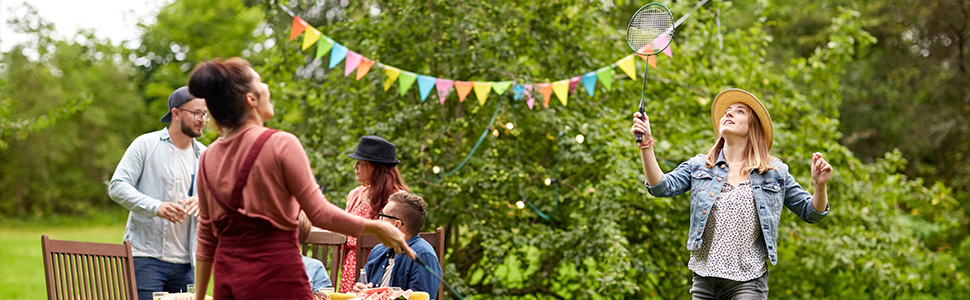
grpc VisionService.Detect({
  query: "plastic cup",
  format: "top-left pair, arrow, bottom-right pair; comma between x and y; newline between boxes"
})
152,292 -> 169,300
187,284 -> 196,293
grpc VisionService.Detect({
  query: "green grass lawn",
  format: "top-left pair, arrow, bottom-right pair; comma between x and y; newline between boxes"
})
0,224 -> 126,300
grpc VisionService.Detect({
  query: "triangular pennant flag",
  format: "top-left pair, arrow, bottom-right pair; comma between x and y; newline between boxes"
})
289,17 -> 307,41
637,44 -> 651,60
398,71 -> 418,97
649,54 -> 657,69
492,81 -> 512,96
417,75 -> 436,102
328,43 -> 348,69
474,82 -> 492,106
344,51 -> 362,76
356,58 -> 374,80
454,81 -> 474,103
552,80 -> 569,107
596,67 -> 613,91
662,43 -> 673,58
383,66 -> 401,91
524,84 -> 535,109
582,72 -> 597,97
537,83 -> 552,109
436,79 -> 454,105
568,76 -> 581,94
652,34 -> 673,58
617,55 -> 636,80
315,37 -> 334,60
513,84 -> 524,100
302,27 -> 321,51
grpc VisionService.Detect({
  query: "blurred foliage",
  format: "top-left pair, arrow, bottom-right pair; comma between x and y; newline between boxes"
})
1,0 -> 966,299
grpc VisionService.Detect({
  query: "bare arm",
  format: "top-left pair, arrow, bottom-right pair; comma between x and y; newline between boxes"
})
631,112 -> 664,185
810,152 -> 832,212
193,260 -> 212,300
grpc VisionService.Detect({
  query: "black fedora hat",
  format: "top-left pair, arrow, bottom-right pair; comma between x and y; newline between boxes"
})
348,136 -> 401,166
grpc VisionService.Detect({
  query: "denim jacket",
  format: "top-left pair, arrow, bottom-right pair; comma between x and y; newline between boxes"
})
108,128 -> 205,264
646,151 -> 829,265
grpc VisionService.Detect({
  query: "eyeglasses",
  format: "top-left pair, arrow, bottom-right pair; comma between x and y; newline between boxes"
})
378,213 -> 402,223
179,109 -> 209,121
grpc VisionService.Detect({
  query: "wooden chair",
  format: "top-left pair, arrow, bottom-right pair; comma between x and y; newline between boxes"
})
301,229 -> 348,285
41,235 -> 138,300
356,227 -> 445,300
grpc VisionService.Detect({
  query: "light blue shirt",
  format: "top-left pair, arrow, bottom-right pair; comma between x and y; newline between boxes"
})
302,256 -> 333,290
108,128 -> 205,265
646,151 -> 829,265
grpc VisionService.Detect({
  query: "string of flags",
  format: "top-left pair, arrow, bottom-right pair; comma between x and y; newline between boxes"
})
281,5 -> 675,110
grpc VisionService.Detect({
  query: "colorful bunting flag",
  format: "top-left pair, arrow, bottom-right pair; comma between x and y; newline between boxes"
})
302,27 -> 320,51
417,75 -> 436,102
567,76 -> 581,94
344,51 -> 362,76
356,58 -> 374,80
383,66 -> 401,91
436,79 -> 454,104
289,17 -> 307,41
315,37 -> 334,60
513,84 -> 525,100
398,71 -> 417,97
617,55 -> 637,80
538,83 -> 552,109
596,67 -> 613,91
552,80 -> 569,107
652,34 -> 673,58
524,84 -> 535,109
329,43 -> 348,69
648,53 -> 657,69
474,82 -> 492,106
582,72 -> 597,97
638,45 -> 659,69
492,81 -> 512,96
454,81 -> 474,103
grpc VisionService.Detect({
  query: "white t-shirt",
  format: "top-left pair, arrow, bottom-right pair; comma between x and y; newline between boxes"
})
132,145 -> 194,264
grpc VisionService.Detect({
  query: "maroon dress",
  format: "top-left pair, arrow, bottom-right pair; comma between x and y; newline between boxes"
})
200,130 -> 312,300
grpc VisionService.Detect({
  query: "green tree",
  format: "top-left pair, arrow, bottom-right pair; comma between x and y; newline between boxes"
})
0,4 -> 151,218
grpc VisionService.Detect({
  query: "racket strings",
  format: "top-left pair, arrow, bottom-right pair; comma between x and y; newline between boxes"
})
627,6 -> 674,55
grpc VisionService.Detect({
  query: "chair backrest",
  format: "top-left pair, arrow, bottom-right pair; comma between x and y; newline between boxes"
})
41,234 -> 138,300
356,227 -> 445,300
301,229 -> 348,284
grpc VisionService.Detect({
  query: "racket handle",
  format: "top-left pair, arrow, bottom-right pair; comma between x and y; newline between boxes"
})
635,102 -> 645,143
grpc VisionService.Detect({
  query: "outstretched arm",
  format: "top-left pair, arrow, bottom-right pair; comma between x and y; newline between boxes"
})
631,112 -> 664,185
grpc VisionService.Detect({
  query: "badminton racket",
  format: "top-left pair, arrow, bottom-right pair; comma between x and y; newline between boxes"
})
626,3 -> 674,142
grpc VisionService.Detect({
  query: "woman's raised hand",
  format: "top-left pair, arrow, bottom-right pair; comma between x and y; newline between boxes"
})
630,112 -> 654,147
811,152 -> 833,186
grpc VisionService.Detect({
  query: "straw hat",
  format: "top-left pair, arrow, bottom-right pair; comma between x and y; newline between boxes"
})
711,88 -> 774,149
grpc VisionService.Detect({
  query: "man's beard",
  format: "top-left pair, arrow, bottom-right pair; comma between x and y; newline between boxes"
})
180,118 -> 202,138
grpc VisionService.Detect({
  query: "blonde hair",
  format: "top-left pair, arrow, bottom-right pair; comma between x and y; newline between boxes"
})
298,211 -> 311,244
705,105 -> 777,174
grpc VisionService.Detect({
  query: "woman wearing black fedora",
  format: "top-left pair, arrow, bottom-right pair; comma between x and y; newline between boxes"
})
630,88 -> 834,299
337,135 -> 411,293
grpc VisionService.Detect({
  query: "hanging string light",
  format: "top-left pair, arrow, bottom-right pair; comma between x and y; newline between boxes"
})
575,134 -> 585,144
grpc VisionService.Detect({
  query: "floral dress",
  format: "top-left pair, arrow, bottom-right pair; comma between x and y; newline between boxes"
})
339,186 -> 372,293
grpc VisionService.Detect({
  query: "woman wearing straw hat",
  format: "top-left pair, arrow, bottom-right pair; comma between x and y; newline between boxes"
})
630,88 -> 833,299
338,135 -> 411,293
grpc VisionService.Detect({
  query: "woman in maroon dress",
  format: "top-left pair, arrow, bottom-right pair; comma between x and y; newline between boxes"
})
188,57 -> 414,300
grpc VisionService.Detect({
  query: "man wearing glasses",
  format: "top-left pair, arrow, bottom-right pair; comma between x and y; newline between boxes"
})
354,192 -> 441,298
109,86 -> 207,300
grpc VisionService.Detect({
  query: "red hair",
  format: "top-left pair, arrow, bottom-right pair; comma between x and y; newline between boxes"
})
364,161 -> 410,219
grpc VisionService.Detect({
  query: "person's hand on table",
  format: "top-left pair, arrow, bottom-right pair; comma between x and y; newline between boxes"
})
352,282 -> 373,294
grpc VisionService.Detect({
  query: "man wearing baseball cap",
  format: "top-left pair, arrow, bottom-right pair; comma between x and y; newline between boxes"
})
109,86 -> 208,299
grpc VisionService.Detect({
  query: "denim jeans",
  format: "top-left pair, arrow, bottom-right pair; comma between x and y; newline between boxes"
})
133,257 -> 194,300
690,272 -> 769,300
